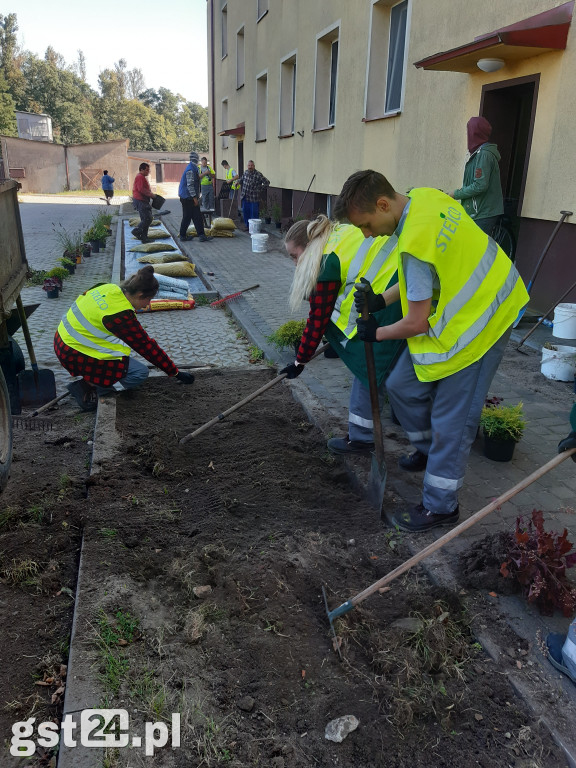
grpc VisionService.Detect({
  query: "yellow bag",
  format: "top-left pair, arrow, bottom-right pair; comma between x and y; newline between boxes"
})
208,228 -> 234,238
137,252 -> 188,264
186,226 -> 198,236
147,228 -> 171,239
153,262 -> 197,277
211,217 -> 236,231
129,217 -> 160,226
130,242 -> 177,253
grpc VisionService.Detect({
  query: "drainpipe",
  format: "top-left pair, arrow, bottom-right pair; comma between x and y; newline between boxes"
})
209,0 -> 217,173
63,144 -> 70,190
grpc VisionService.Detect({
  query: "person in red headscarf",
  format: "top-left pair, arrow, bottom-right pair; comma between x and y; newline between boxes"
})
451,116 -> 504,234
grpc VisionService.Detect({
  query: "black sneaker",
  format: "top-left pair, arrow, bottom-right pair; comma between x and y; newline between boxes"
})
398,450 -> 428,472
392,503 -> 460,532
327,436 -> 374,455
198,235 -> 213,242
66,380 -> 97,412
131,228 -> 142,238
179,236 -> 194,242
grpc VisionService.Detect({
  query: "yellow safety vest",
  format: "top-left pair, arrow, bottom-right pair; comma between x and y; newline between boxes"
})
225,167 -> 239,190
328,224 -> 398,339
397,188 -> 529,382
200,164 -> 215,185
57,284 -> 133,360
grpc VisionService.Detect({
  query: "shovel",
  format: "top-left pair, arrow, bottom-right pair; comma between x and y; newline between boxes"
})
15,295 -> 57,407
362,304 -> 387,515
322,447 -> 576,653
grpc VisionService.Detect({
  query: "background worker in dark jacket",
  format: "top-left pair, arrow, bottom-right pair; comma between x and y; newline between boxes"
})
178,151 -> 213,243
54,266 -> 194,411
452,116 -> 504,235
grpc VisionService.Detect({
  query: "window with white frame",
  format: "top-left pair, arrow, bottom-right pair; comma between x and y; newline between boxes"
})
279,53 -> 296,137
236,27 -> 245,88
365,0 -> 409,118
256,72 -> 268,141
221,2 -> 228,58
221,99 -> 229,149
314,23 -> 340,130
257,0 -> 268,20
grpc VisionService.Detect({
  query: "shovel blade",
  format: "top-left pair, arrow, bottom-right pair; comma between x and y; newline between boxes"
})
367,452 -> 387,515
17,369 -> 57,408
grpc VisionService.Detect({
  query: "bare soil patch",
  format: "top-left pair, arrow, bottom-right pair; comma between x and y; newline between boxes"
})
68,372 -> 567,768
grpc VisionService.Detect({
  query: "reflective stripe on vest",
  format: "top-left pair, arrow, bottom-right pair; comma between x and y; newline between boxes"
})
57,284 -> 132,359
330,231 -> 398,339
398,188 -> 528,381
226,168 -> 239,189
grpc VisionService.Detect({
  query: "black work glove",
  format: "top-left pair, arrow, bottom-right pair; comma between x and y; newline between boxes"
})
280,362 -> 305,379
175,371 -> 195,385
356,315 -> 380,342
558,431 -> 576,462
354,277 -> 386,315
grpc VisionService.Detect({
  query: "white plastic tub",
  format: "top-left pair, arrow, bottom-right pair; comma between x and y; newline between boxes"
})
251,233 -> 269,253
553,303 -> 576,339
541,344 -> 576,381
248,218 -> 262,234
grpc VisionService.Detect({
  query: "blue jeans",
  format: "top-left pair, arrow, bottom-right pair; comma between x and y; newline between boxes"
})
242,199 -> 259,228
96,357 -> 149,396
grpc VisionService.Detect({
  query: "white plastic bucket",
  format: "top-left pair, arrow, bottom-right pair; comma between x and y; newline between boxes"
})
541,344 -> 576,381
553,303 -> 576,339
248,218 -> 262,234
251,233 -> 268,253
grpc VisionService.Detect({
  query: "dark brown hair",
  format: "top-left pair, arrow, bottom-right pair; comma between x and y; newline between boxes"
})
121,265 -> 158,298
138,162 -> 150,172
333,170 -> 397,220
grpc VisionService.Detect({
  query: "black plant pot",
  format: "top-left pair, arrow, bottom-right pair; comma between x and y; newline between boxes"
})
265,217 -> 272,225
46,288 -> 60,299
83,245 -> 91,258
275,221 -> 282,229
64,264 -> 75,275
90,240 -> 100,254
99,239 -> 106,248
483,435 -> 516,462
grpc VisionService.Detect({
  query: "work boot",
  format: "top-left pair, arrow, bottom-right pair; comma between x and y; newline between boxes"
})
327,436 -> 374,456
392,503 -> 460,532
398,450 -> 428,472
66,380 -> 97,412
179,235 -> 194,242
198,235 -> 213,242
131,228 -> 142,239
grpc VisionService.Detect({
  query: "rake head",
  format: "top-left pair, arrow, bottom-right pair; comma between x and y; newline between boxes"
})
12,416 -> 54,432
209,291 -> 243,308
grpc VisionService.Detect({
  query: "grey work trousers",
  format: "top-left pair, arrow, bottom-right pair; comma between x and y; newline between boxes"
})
95,357 -> 149,396
386,329 -> 511,513
348,376 -> 384,443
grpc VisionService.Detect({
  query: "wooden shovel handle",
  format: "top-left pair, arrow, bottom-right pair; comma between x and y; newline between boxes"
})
179,343 -> 329,444
350,447 -> 576,608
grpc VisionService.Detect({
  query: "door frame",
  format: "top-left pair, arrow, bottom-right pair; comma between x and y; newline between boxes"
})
479,73 -> 540,216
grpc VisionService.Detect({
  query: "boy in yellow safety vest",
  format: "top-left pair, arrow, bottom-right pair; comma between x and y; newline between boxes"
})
334,170 -> 529,533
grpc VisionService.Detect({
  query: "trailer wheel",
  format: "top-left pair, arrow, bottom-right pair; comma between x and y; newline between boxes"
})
0,366 -> 13,492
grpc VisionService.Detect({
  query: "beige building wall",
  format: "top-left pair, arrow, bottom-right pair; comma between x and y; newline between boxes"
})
209,0 -> 576,309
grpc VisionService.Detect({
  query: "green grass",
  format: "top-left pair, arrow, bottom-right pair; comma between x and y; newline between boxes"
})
96,610 -> 140,696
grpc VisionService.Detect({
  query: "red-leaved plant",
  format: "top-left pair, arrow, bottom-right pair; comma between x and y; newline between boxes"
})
500,510 -> 576,617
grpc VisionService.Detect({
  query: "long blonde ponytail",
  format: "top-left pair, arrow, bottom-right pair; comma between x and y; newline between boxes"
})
288,215 -> 333,311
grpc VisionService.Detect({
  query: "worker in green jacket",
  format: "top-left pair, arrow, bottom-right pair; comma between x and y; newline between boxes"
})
451,116 -> 503,235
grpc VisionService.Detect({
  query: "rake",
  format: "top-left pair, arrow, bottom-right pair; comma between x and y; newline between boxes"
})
210,284 -> 259,308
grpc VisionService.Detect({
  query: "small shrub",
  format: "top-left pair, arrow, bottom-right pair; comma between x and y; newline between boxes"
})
500,509 -> 576,616
46,267 -> 70,282
480,402 -> 525,442
267,319 -> 307,351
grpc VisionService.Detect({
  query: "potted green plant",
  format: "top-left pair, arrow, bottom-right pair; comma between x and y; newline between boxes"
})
58,256 -> 76,275
480,401 -> 525,462
260,202 -> 271,225
84,227 -> 100,253
43,267 -> 68,299
52,223 -> 83,261
267,319 -> 307,356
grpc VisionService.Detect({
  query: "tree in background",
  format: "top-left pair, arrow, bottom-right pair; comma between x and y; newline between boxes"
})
0,69 -> 17,136
0,13 -> 209,152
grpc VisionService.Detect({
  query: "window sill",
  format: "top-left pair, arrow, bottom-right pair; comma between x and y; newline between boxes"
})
236,83 -> 244,91
278,133 -> 294,139
221,54 -> 228,61
363,111 -> 401,122
255,138 -> 267,143
311,124 -> 335,133
257,9 -> 269,22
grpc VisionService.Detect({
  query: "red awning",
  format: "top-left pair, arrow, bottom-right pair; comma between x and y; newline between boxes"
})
218,124 -> 245,137
414,1 -> 574,72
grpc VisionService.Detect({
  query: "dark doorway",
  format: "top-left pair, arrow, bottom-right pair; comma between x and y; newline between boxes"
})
480,75 -> 539,223
237,140 -> 244,176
